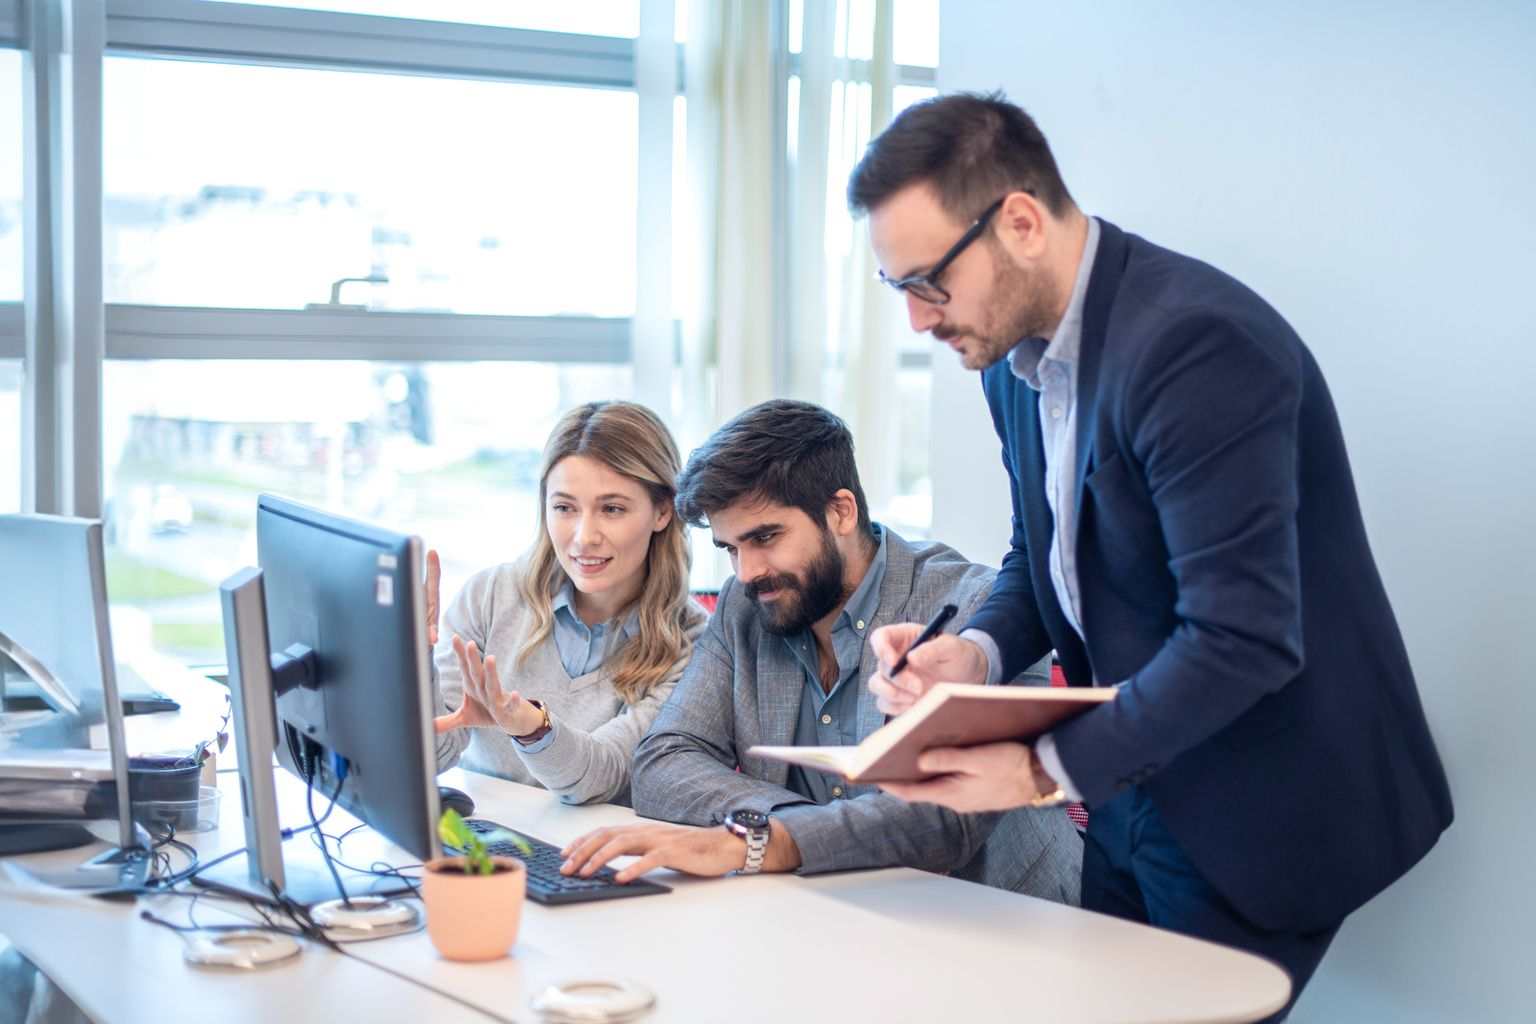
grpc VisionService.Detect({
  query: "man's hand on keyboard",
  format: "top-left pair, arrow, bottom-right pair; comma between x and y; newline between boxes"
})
560,821 -> 801,883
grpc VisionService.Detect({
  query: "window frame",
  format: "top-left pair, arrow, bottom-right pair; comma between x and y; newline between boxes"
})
99,0 -> 646,366
106,0 -> 636,88
2,2 -> 19,355
18,0 -> 676,518
0,305 -> 18,358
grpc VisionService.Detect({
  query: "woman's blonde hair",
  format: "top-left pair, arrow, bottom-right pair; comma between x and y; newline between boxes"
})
513,401 -> 701,703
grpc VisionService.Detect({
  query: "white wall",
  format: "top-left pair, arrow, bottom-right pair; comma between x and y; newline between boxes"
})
930,2 -> 1536,1021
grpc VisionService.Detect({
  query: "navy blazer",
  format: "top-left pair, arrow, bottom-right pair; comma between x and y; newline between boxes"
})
965,220 -> 1452,931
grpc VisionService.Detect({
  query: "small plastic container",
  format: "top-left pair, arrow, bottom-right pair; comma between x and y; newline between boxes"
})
132,785 -> 222,835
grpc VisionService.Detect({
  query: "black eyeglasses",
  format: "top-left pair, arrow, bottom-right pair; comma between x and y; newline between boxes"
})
876,196 -> 1009,305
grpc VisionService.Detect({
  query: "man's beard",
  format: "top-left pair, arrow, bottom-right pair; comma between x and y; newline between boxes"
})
744,528 -> 848,637
934,239 -> 1061,371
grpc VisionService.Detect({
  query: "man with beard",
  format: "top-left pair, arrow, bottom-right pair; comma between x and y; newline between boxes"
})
849,93 -> 1451,1019
558,399 -> 1084,900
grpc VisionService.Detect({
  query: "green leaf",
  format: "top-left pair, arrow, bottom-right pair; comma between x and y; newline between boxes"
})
439,808 -> 532,874
438,807 -> 472,852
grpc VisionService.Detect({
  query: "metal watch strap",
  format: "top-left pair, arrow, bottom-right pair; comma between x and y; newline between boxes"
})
739,824 -> 769,875
510,698 -> 552,745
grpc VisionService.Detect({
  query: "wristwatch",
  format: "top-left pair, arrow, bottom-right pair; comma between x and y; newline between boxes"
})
1027,745 -> 1068,808
722,808 -> 771,875
510,698 -> 552,746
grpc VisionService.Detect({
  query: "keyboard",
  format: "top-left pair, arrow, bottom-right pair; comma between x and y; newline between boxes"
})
464,818 -> 672,906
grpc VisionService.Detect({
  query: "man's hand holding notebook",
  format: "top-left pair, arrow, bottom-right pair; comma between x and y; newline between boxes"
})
747,682 -> 1114,784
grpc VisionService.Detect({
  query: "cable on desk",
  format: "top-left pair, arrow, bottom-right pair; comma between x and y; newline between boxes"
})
122,817 -> 322,896
321,828 -> 423,896
306,772 -> 352,906
132,844 -> 515,1021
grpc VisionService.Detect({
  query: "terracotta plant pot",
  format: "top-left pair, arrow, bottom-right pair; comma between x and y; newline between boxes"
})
420,856 -> 527,961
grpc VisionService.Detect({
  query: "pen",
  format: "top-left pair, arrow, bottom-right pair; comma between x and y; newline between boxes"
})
887,603 -> 959,677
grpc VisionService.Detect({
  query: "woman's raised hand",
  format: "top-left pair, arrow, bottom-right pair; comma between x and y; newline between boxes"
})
424,548 -> 442,647
432,635 -> 545,736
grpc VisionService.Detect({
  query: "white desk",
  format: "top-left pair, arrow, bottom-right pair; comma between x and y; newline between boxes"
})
0,664 -> 1291,1024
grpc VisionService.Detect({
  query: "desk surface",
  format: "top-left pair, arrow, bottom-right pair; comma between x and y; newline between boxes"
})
0,661 -> 1291,1024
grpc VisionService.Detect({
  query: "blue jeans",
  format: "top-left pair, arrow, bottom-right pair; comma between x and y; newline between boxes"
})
1081,785 -> 1341,1023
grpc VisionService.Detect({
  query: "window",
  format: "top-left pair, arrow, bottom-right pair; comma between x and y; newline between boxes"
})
893,0 -> 939,68
103,359 -> 631,665
0,361 -> 17,513
1,47 -> 20,303
798,2 -> 940,539
207,1 -> 640,37
2,48 -> 19,512
105,59 -> 637,316
84,2 -> 657,666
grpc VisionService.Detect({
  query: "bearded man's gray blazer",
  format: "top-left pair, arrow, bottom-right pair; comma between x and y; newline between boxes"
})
631,528 -> 1083,904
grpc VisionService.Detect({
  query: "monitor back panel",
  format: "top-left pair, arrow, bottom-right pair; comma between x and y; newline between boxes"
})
256,495 -> 435,862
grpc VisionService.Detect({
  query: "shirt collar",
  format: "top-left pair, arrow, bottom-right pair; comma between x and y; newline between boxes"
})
553,577 -> 640,637
1009,216 -> 1102,386
837,523 -> 888,633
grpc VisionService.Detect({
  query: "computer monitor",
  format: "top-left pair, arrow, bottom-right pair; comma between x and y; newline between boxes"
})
198,494 -> 442,905
0,515 -> 144,873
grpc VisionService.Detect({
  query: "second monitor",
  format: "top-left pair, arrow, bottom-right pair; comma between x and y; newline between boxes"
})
200,494 -> 442,904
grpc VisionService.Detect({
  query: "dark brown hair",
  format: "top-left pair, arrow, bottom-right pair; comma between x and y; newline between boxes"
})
847,91 -> 1075,223
675,400 -> 875,545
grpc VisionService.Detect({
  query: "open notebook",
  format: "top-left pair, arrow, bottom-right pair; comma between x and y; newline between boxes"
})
748,683 -> 1115,784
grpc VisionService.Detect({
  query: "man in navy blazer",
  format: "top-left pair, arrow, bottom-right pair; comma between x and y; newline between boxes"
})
851,92 -> 1451,1017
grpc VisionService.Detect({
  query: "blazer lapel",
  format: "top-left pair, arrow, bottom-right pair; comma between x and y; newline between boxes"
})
1072,219 -> 1128,525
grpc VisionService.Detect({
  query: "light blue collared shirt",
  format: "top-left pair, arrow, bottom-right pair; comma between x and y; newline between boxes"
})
514,579 -> 640,754
784,526 -> 888,806
551,578 -> 641,679
961,217 -> 1102,802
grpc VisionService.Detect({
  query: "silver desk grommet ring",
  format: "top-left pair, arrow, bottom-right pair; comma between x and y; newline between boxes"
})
530,977 -> 656,1022
183,930 -> 302,970
310,896 -> 421,939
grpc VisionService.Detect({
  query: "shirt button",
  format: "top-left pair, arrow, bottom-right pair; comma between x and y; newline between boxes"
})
832,786 -> 843,797
856,620 -> 865,630
1051,407 -> 1063,419
821,714 -> 832,725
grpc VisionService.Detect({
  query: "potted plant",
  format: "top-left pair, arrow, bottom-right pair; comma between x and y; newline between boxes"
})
421,809 -> 531,961
128,695 -> 231,834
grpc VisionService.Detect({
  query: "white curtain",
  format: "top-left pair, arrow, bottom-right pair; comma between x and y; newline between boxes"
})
680,0 -> 903,528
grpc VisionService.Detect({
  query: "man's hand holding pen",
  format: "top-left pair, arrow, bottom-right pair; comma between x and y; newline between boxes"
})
868,604 -> 988,715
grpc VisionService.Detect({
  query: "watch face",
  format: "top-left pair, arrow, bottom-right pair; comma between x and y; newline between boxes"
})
727,809 -> 770,830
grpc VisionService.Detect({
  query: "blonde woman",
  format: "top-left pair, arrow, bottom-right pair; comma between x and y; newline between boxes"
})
431,401 -> 706,806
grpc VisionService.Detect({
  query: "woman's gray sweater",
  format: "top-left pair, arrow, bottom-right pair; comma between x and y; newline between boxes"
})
433,563 -> 704,806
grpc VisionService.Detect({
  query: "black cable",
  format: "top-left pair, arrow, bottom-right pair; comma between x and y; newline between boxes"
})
326,825 -> 422,889
146,891 -> 510,1020
139,908 -> 306,940
136,838 -> 511,1021
305,767 -> 352,906
147,820 -> 176,848
307,756 -> 346,830
121,816 -> 324,897
312,842 -> 421,897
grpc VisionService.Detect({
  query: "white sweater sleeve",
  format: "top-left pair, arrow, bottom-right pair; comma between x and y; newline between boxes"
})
513,617 -> 705,805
